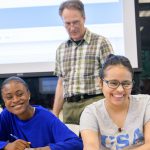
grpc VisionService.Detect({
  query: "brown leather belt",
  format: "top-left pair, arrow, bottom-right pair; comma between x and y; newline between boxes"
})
64,93 -> 103,102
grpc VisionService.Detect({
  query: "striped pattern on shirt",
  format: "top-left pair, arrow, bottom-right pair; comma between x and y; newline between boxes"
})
55,28 -> 113,98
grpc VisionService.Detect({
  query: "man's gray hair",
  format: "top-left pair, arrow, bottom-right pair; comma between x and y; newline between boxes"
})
59,0 -> 85,17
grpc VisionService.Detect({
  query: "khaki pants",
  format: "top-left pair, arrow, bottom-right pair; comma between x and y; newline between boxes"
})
63,95 -> 104,124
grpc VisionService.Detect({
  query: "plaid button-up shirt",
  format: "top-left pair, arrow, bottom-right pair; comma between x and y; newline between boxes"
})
55,28 -> 113,98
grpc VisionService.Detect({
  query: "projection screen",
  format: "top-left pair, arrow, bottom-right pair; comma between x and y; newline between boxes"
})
0,0 -> 139,77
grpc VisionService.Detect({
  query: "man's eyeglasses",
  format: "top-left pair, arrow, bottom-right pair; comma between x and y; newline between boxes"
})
102,79 -> 134,89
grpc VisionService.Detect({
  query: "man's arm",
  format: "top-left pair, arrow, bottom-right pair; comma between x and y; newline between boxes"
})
52,77 -> 64,117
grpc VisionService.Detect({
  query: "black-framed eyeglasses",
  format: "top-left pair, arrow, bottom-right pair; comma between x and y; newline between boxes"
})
102,79 -> 134,89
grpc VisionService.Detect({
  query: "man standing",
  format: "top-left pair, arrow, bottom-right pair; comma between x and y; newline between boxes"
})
53,0 -> 113,124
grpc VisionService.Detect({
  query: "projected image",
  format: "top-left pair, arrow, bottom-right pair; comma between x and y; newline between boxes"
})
0,0 -> 137,75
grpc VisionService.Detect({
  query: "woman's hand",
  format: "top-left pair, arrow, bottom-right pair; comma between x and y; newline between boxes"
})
4,139 -> 30,150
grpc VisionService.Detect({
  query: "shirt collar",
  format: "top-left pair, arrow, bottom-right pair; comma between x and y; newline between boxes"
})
67,28 -> 91,46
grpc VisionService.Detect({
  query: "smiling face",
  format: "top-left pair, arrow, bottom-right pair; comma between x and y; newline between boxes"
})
62,8 -> 86,41
100,65 -> 133,107
1,80 -> 30,118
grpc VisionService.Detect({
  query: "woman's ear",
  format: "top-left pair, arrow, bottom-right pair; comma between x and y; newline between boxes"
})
28,91 -> 31,101
98,77 -> 103,90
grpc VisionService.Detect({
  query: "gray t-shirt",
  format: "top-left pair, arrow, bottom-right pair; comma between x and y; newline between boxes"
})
80,94 -> 150,150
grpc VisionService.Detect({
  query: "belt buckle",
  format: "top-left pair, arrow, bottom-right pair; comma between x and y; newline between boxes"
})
80,95 -> 84,100
65,97 -> 70,102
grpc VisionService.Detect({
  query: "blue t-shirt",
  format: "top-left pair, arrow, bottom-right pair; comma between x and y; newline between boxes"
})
0,105 -> 83,150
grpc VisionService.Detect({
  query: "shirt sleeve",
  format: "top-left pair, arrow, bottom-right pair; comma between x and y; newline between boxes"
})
54,44 -> 64,77
49,117 -> 83,150
0,111 -> 10,149
54,48 -> 61,76
99,37 -> 114,65
80,105 -> 99,132
144,95 -> 150,124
